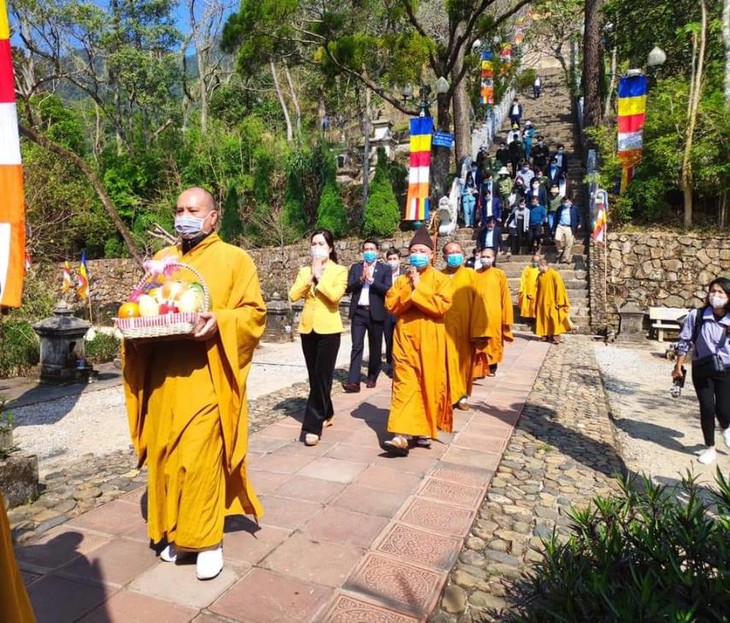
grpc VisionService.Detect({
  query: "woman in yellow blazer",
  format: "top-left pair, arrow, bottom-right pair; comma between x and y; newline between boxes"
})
289,229 -> 348,446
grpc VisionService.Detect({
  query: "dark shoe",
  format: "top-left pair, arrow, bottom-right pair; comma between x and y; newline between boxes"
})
366,379 -> 377,389
382,436 -> 409,456
342,382 -> 361,393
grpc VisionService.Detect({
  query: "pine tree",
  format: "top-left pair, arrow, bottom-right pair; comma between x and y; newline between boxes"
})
220,185 -> 243,243
363,150 -> 401,237
316,181 -> 348,237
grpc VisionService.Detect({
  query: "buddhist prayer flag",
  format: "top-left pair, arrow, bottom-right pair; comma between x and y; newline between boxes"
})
480,51 -> 494,106
617,74 -> 647,193
499,43 -> 512,75
591,188 -> 608,244
77,251 -> 89,300
0,0 -> 26,308
404,116 -> 433,221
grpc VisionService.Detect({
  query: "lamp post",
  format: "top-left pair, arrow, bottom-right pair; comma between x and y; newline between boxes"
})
646,46 -> 666,89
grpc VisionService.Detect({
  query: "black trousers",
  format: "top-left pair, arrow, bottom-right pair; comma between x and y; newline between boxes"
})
301,331 -> 341,436
384,313 -> 397,367
347,307 -> 383,384
511,221 -> 526,254
527,224 -> 543,251
692,367 -> 730,446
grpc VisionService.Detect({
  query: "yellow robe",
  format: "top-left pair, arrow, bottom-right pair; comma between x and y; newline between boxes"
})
386,266 -> 454,436
123,234 -> 266,550
535,267 -> 572,337
518,265 -> 539,319
473,267 -> 514,376
440,266 -> 489,401
0,491 -> 35,623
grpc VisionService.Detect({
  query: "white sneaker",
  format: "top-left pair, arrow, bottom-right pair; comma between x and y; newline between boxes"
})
723,428 -> 730,448
698,447 -> 717,465
160,544 -> 177,563
196,546 -> 223,580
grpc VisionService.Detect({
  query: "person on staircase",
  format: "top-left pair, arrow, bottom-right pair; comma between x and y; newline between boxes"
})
523,121 -> 536,161
533,74 -> 542,99
507,123 -> 522,145
509,98 -> 523,126
516,161 -> 535,188
535,258 -> 572,344
508,197 -> 530,255
383,248 -> 402,377
508,135 -> 525,177
479,216 -> 502,257
495,141 -> 510,170
531,136 -> 550,171
546,184 -> 563,242
553,144 -> 569,176
527,195 -> 548,254
547,156 -> 566,191
461,172 -> 478,228
496,167 -> 513,208
518,253 -> 541,324
525,177 -> 548,208
552,196 -> 581,264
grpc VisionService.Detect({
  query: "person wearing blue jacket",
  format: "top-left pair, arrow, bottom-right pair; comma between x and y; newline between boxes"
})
527,196 -> 547,253
552,197 -> 581,264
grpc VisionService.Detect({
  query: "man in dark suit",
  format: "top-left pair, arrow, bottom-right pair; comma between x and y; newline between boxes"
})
382,247 -> 402,377
553,143 -> 569,175
478,216 -> 502,256
547,156 -> 564,189
343,239 -> 391,392
531,136 -> 550,170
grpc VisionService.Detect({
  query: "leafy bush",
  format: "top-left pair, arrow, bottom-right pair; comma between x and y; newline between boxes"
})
316,181 -> 348,237
0,320 -> 39,379
516,68 -> 537,92
220,184 -> 243,243
363,150 -> 401,237
84,331 -> 121,364
506,472 -> 730,622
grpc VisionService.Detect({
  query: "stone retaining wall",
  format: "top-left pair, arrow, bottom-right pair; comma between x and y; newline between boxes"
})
589,232 -> 730,332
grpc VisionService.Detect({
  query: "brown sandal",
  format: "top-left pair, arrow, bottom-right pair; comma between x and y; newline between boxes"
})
382,435 -> 409,456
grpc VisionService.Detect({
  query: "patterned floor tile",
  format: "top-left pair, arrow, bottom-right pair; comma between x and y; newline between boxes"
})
319,592 -> 421,623
415,478 -> 486,510
344,552 -> 445,616
429,465 -> 492,488
396,498 -> 476,537
372,523 -> 461,571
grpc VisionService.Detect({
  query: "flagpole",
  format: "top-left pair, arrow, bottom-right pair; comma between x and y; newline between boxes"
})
87,290 -> 93,325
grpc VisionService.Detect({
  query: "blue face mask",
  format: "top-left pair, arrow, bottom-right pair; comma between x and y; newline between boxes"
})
446,253 -> 464,268
363,250 -> 377,263
174,214 -> 207,239
409,253 -> 430,269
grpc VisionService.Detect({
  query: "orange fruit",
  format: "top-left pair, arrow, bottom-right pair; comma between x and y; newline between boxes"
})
118,301 -> 140,318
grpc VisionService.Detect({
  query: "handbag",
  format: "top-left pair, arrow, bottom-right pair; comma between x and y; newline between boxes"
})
693,319 -> 728,376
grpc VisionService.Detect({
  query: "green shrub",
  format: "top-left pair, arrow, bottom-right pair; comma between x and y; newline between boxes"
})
363,150 -> 401,237
220,184 -> 243,243
0,320 -> 40,379
84,332 -> 121,364
516,68 -> 537,93
505,472 -> 730,622
316,181 -> 348,237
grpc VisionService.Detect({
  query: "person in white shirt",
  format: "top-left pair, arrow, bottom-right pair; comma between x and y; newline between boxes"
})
383,248 -> 402,377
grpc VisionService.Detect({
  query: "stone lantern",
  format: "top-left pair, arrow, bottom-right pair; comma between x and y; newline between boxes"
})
264,293 -> 294,343
616,301 -> 646,344
33,301 -> 92,382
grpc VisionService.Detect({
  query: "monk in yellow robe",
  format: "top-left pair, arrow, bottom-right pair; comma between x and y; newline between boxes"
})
473,248 -> 514,377
518,254 -> 541,321
383,228 -> 453,455
0,491 -> 35,622
123,187 -> 266,580
535,258 -> 571,344
441,242 -> 489,411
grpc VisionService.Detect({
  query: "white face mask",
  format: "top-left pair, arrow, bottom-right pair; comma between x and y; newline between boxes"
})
481,257 -> 494,267
388,260 -> 400,270
709,294 -> 728,309
311,247 -> 329,260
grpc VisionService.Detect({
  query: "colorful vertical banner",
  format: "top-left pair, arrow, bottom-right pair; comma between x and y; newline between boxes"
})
480,51 -> 494,106
592,188 -> 608,244
513,16 -> 526,46
617,74 -> 647,194
0,0 -> 26,308
77,251 -> 89,300
404,116 -> 433,221
499,42 -> 512,75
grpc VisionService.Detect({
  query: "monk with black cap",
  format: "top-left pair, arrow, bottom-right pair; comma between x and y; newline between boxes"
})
382,227 -> 454,455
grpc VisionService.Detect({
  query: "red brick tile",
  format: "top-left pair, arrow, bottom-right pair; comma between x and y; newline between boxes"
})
372,523 -> 461,571
303,507 -> 389,549
120,522 -> 152,544
257,495 -> 322,530
261,532 -> 363,588
274,475 -> 347,503
344,552 -> 445,616
374,454 -> 438,475
248,453 -> 317,474
416,478 -> 486,510
298,457 -> 369,484
210,568 -> 332,623
121,486 -> 147,505
356,465 -> 422,495
453,431 -> 508,453
248,470 -> 291,494
58,538 -> 158,587
275,439 -> 337,458
67,499 -> 145,536
248,436 -> 293,454
257,422 -> 302,439
331,485 -> 410,518
320,592 -> 421,623
27,575 -> 114,623
15,527 -> 110,571
222,521 -> 292,566
397,498 -> 476,538
341,428 -> 384,448
78,590 -> 197,623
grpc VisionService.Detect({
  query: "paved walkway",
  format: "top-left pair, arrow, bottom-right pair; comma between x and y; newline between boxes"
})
14,333 -> 548,623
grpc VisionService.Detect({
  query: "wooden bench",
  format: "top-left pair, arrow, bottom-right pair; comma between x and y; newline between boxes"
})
648,307 -> 689,342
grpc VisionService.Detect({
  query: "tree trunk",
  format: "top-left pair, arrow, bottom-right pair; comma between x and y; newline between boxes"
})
604,46 -> 617,119
582,0 -> 605,136
270,61 -> 293,142
719,190 -> 728,229
681,0 -> 707,229
19,124 -> 143,264
197,47 -> 208,134
723,0 -> 730,105
283,62 -> 302,137
431,92 -> 452,202
451,21 -> 470,168
361,86 -> 372,224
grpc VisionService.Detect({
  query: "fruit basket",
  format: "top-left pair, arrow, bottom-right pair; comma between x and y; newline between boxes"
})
114,258 -> 210,340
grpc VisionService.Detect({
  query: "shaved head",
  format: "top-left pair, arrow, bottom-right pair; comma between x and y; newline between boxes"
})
177,187 -> 217,214
443,242 -> 463,258
480,248 -> 495,260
